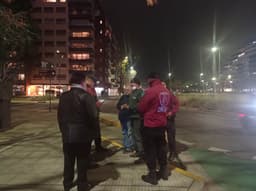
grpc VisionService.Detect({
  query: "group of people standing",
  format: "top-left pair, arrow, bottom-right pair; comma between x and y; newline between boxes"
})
117,72 -> 179,185
57,71 -> 179,191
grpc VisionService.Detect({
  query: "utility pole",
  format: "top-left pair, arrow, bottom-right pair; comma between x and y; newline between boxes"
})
212,10 -> 217,93
167,49 -> 172,88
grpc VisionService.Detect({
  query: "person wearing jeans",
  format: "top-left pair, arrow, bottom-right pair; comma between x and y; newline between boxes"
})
117,89 -> 134,152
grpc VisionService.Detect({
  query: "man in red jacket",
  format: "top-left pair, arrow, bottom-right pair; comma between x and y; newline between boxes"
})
138,72 -> 172,185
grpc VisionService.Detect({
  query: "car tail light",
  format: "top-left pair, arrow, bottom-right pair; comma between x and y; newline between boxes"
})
238,113 -> 246,118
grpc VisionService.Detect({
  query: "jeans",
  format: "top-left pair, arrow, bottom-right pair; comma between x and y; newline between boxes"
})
120,119 -> 134,149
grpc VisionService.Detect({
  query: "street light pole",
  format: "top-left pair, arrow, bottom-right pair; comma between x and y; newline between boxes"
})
212,10 -> 217,93
167,49 -> 171,88
49,76 -> 52,112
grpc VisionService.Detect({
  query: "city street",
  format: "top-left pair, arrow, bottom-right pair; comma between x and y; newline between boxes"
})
1,98 -> 256,191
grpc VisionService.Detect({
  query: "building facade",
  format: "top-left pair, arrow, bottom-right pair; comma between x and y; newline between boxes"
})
21,0 -> 121,96
224,41 -> 256,92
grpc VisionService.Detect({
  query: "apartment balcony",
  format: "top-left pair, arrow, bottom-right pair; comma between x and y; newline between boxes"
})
69,36 -> 94,41
69,58 -> 93,65
69,47 -> 94,53
69,22 -> 94,29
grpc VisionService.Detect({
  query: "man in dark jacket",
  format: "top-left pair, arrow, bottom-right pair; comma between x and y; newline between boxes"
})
138,72 -> 172,185
129,78 -> 144,163
58,72 -> 98,191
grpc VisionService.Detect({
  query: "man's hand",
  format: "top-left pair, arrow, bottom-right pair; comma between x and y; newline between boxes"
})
167,111 -> 173,117
121,104 -> 129,110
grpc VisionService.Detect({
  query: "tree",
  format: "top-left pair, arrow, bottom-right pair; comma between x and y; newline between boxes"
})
0,0 -> 37,130
0,0 -> 36,81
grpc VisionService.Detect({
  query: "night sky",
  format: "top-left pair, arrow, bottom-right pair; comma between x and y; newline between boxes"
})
102,0 -> 256,82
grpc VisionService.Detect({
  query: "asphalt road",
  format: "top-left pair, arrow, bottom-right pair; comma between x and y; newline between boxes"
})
101,98 -> 256,160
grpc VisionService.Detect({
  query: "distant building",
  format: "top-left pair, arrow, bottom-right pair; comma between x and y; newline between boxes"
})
224,41 -> 256,92
16,0 -> 121,96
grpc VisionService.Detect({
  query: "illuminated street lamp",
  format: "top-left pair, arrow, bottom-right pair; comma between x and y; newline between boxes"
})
168,72 -> 172,78
129,66 -> 137,80
200,73 -> 204,77
228,75 -> 232,79
211,46 -> 218,52
212,77 -> 216,81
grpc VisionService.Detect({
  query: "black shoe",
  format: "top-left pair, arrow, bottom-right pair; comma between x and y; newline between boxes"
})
134,157 -> 144,164
96,146 -> 109,152
141,171 -> 158,185
156,166 -> 171,180
64,180 -> 77,191
130,152 -> 140,157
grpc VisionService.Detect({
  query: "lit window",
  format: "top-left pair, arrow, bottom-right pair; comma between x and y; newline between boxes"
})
59,0 -> 66,2
72,32 -> 90,37
71,43 -> 87,48
100,30 -> 103,34
45,0 -> 56,2
70,53 -> 90,60
100,20 -> 103,24
18,74 -> 25,81
100,48 -> 103,53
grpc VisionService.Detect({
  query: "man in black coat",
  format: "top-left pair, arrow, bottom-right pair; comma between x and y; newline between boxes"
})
58,72 -> 98,191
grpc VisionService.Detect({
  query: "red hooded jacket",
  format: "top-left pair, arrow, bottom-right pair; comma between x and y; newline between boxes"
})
138,79 -> 172,128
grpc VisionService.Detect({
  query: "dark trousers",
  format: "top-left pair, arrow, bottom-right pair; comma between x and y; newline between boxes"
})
94,114 -> 102,149
63,142 -> 91,191
131,118 -> 144,155
142,127 -> 167,171
166,117 -> 176,155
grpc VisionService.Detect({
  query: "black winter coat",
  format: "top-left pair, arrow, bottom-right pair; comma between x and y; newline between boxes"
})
57,87 -> 98,143
116,94 -> 130,121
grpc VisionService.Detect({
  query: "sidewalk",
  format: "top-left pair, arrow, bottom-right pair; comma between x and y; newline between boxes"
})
0,108 -> 206,191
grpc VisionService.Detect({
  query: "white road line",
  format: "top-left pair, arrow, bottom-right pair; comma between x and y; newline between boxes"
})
208,147 -> 231,153
177,139 -> 195,146
0,143 -> 17,153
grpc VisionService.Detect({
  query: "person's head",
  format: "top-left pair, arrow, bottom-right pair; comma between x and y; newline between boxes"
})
162,81 -> 167,88
69,72 -> 86,88
123,88 -> 131,95
130,77 -> 141,90
147,72 -> 160,87
86,75 -> 96,88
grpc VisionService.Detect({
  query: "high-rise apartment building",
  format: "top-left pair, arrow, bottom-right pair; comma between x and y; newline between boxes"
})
25,0 -> 121,96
